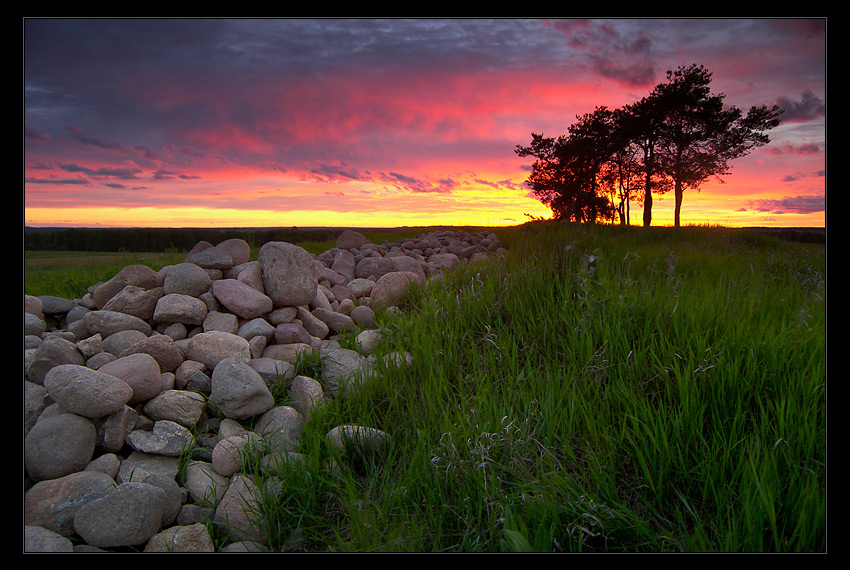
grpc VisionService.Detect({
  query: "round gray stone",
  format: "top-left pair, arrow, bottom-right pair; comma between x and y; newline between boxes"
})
25,413 -> 97,482
43,364 -> 134,418
162,262 -> 212,297
211,356 -> 275,420
74,482 -> 167,548
258,241 -> 320,308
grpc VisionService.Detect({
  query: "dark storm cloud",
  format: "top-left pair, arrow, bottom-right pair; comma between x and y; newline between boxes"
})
774,90 -> 825,123
381,171 -> 454,194
57,162 -> 142,179
66,127 -> 125,151
24,18 -> 566,156
542,18 -> 658,87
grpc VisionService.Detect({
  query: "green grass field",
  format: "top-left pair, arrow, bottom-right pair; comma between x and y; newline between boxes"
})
23,222 -> 827,552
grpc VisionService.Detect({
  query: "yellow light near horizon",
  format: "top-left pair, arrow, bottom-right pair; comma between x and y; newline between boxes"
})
24,204 -> 537,229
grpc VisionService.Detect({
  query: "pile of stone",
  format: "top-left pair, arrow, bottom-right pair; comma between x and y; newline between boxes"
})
23,228 -> 504,552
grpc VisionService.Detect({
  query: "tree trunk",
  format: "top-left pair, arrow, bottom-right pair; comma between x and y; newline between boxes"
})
674,179 -> 684,228
643,149 -> 653,227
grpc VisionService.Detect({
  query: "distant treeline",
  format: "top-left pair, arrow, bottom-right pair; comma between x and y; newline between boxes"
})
744,227 -> 826,244
24,226 -> 345,253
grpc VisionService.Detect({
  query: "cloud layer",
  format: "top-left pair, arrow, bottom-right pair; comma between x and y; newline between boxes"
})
24,18 -> 826,227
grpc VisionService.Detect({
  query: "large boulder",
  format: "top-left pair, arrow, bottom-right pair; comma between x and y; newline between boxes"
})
73,482 -> 168,548
98,353 -> 163,405
162,262 -> 212,297
42,364 -> 134,418
258,241 -> 320,308
25,413 -> 97,482
186,331 -> 251,369
370,271 -> 422,309
210,356 -> 275,420
216,238 -> 251,266
336,229 -> 370,250
92,265 -> 161,309
211,279 -> 273,319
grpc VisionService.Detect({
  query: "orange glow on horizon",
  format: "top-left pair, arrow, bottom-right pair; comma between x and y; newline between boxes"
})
24,20 -> 825,232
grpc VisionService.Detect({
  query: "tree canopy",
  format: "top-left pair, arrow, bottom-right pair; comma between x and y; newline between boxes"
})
516,63 -> 783,226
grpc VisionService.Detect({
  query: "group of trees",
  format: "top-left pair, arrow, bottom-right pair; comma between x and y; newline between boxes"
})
516,64 -> 784,227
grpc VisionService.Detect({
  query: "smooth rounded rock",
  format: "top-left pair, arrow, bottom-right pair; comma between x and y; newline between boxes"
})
25,335 -> 85,385
25,311 -> 46,336
370,271 -> 421,309
237,317 -> 275,341
288,375 -> 324,422
214,474 -> 266,544
274,322 -> 312,345
74,482 -> 167,548
162,262 -> 212,297
320,347 -> 368,396
101,329 -> 148,356
211,356 -> 275,420
255,405 -> 304,453
25,413 -> 97,482
325,424 -> 392,462
211,433 -> 263,476
203,310 -> 239,334
153,293 -> 208,325
184,460 -> 230,507
24,380 -> 51,436
24,471 -> 117,536
25,525 -> 74,552
211,279 -> 273,319
43,364 -> 133,418
118,333 -> 185,373
187,245 -> 233,270
186,330 -> 251,369
97,352 -> 163,404
83,309 -> 152,337
312,307 -> 356,334
143,523 -> 215,553
143,389 -> 207,427
216,238 -> 251,266
336,229 -> 370,250
258,241 -> 320,308
350,305 -> 375,328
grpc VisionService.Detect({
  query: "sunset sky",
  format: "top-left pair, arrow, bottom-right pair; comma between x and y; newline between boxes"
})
24,18 -> 826,229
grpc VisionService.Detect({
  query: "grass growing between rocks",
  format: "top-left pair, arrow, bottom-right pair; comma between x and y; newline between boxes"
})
199,222 -> 826,553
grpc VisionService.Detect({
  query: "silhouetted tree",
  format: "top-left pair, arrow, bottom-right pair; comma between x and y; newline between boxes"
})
617,90 -> 672,227
515,107 -> 617,223
652,64 -> 783,227
601,108 -> 645,225
516,63 -> 781,227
